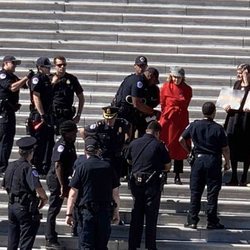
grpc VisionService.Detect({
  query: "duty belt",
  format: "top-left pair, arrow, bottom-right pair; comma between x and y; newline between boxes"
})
196,153 -> 219,157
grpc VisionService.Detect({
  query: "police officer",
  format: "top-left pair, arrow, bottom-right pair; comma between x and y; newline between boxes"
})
179,102 -> 230,229
139,67 -> 160,133
45,120 -> 77,249
113,56 -> 160,138
28,56 -> 55,175
65,136 -> 117,249
80,106 -> 131,224
2,136 -> 48,250
0,55 -> 34,176
52,55 -> 84,135
125,121 -> 171,250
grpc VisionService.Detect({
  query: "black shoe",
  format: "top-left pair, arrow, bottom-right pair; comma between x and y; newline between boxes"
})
184,222 -> 197,229
118,219 -> 125,225
239,180 -> 247,186
226,179 -> 238,186
174,177 -> 182,185
71,231 -> 78,237
207,222 -> 225,229
45,240 -> 62,249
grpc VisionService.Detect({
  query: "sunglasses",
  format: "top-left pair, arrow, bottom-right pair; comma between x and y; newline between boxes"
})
56,63 -> 67,67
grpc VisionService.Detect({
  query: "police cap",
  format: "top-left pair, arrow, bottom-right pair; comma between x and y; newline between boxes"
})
16,136 -> 37,150
135,55 -> 148,66
59,120 -> 77,134
3,55 -> 21,65
102,106 -> 119,119
84,136 -> 100,153
36,57 -> 52,68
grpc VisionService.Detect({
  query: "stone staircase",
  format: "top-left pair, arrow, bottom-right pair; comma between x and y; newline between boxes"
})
1,0 -> 250,249
1,171 -> 250,249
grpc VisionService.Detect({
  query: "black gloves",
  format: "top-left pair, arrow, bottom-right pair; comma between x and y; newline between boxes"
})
27,69 -> 35,80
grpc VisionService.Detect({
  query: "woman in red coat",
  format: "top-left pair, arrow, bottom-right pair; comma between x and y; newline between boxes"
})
159,66 -> 192,184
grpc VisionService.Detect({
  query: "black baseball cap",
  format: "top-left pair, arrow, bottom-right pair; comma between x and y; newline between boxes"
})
84,137 -> 100,153
59,120 -> 77,134
36,57 -> 52,68
135,56 -> 148,66
3,55 -> 21,65
16,136 -> 37,150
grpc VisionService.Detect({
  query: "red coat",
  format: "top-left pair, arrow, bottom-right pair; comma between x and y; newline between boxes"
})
159,81 -> 192,160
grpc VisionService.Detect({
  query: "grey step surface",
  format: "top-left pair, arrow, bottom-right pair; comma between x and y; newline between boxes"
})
1,0 -> 250,249
0,235 -> 249,250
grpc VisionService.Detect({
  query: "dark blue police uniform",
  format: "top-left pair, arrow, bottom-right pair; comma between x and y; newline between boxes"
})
46,136 -> 77,243
2,158 -> 42,250
0,69 -> 20,174
70,155 -> 116,249
85,118 -> 130,183
52,72 -> 83,134
28,72 -> 54,174
181,118 -> 228,226
113,73 -> 147,135
126,133 -> 171,250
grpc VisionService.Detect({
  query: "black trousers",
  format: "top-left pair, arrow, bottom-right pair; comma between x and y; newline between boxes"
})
78,208 -> 112,249
0,111 -> 15,174
46,173 -> 67,242
129,179 -> 161,250
187,154 -> 222,225
31,122 -> 55,175
8,203 -> 40,250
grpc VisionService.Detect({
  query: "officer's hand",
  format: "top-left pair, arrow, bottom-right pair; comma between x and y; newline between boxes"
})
38,196 -> 48,209
51,74 -> 59,85
65,215 -> 74,227
224,162 -> 231,171
41,114 -> 48,124
26,69 -> 35,80
60,185 -> 70,198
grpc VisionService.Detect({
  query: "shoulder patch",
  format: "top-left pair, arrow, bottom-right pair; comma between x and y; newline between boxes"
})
0,73 -> 6,79
57,145 -> 65,152
32,77 -> 39,85
32,169 -> 39,177
136,81 -> 143,88
90,124 -> 97,129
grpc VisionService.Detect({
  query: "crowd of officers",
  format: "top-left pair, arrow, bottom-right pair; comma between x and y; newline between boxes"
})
0,54 -> 232,250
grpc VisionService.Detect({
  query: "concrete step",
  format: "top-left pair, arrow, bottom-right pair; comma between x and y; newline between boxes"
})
1,17 -> 250,38
1,189 -> 250,214
0,0 -> 249,8
1,38 -> 250,58
0,29 -> 248,47
0,48 -> 245,68
1,218 -> 250,246
0,234 -> 248,250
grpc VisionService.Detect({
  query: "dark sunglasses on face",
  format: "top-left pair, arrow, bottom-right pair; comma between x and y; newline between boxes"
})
56,63 -> 67,67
